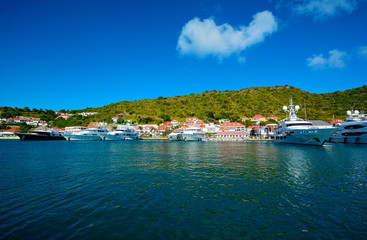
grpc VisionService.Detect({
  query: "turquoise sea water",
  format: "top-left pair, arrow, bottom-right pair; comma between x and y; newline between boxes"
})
0,140 -> 366,239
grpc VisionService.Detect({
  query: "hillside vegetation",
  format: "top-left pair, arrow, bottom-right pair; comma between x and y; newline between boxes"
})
1,85 -> 367,127
84,85 -> 367,124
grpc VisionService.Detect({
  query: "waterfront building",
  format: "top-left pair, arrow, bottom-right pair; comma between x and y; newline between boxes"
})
268,115 -> 278,122
171,120 -> 180,127
264,124 -> 277,138
246,126 -> 253,135
250,126 -> 264,137
219,119 -> 230,124
251,114 -> 267,122
165,122 -> 174,130
219,122 -> 246,132
0,128 -> 21,137
241,116 -> 249,122
184,118 -> 205,127
60,114 -> 71,120
203,123 -> 219,134
157,125 -> 168,135
78,112 -> 98,117
217,131 -> 248,139
112,113 -> 126,123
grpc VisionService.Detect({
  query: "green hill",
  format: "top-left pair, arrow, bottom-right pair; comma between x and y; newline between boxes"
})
84,85 -> 367,124
2,85 -> 366,128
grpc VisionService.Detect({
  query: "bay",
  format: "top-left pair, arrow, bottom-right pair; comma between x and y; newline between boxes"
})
0,140 -> 366,239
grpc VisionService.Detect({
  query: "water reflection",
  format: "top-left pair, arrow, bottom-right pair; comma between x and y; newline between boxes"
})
1,140 -> 367,239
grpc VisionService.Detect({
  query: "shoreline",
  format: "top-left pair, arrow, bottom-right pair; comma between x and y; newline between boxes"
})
0,136 -> 20,140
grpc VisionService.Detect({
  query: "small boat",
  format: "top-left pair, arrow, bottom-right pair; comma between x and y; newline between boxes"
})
16,129 -> 65,141
104,128 -> 140,141
180,127 -> 207,141
273,99 -> 336,146
329,110 -> 367,144
63,126 -> 109,141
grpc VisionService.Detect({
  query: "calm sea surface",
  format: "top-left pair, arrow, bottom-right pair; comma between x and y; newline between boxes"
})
1,140 -> 367,239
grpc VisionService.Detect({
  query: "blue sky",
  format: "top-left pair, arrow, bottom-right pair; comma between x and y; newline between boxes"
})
1,0 -> 366,110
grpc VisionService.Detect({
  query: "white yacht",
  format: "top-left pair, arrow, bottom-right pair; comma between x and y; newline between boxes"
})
167,130 -> 183,141
63,126 -> 109,141
273,99 -> 336,146
104,128 -> 140,141
180,127 -> 207,141
329,110 -> 367,144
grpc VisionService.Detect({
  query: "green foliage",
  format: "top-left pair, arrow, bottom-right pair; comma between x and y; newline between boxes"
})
19,122 -> 32,133
117,117 -> 125,124
265,119 -> 278,125
140,117 -> 153,124
2,85 -> 367,126
71,85 -> 367,123
243,120 -> 253,127
52,116 -> 87,128
160,114 -> 171,122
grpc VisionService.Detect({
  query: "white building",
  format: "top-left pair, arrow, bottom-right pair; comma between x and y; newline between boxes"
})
203,123 -> 220,134
171,120 -> 180,127
78,112 -> 98,117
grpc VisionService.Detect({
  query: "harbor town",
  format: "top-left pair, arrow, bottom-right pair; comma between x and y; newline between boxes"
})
1,103 -> 366,144
0,112 -> 279,140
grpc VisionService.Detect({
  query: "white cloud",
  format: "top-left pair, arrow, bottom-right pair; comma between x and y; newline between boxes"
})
293,0 -> 357,20
307,54 -> 328,68
307,49 -> 348,69
176,10 -> 278,60
358,46 -> 367,58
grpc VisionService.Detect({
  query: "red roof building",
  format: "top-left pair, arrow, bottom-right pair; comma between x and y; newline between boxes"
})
251,114 -> 266,122
60,114 -> 71,120
4,128 -> 21,132
269,115 -> 278,121
219,122 -> 246,131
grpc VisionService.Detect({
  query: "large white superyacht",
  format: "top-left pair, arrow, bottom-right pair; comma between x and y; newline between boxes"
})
63,126 -> 109,141
104,128 -> 140,141
329,110 -> 367,144
273,99 -> 336,146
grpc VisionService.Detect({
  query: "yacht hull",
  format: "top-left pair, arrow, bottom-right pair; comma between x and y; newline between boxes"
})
273,128 -> 336,146
63,134 -> 102,141
180,133 -> 206,141
16,133 -> 65,141
104,135 -> 139,141
167,134 -> 183,141
329,134 -> 367,144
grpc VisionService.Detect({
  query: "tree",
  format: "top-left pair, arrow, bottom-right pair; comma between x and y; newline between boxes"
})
19,122 -> 32,133
265,119 -> 278,124
117,117 -> 125,124
243,120 -> 253,127
160,114 -> 171,122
